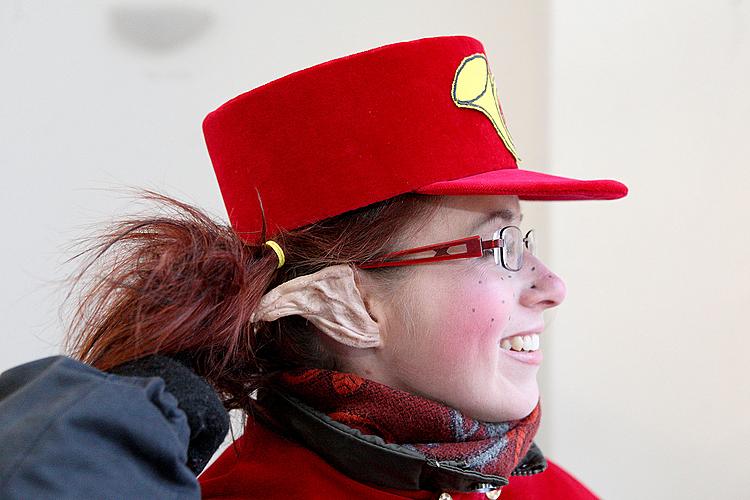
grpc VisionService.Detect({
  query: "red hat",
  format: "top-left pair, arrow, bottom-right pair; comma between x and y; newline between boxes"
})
203,35 -> 628,244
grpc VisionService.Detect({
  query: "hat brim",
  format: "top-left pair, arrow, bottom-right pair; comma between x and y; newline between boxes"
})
414,167 -> 628,201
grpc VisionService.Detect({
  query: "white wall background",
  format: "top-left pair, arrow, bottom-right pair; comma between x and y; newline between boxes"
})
1,1 -> 748,498
543,1 -> 750,499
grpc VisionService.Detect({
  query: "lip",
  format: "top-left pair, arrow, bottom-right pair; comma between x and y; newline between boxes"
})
500,347 -> 543,365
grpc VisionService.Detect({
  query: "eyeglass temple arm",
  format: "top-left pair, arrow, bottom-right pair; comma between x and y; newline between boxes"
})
356,235 -> 502,269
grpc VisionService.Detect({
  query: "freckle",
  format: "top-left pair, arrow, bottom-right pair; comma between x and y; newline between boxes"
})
491,318 -> 494,322
508,315 -> 511,320
472,308 -> 475,312
531,266 -> 536,271
507,275 -> 512,278
500,277 -> 504,280
478,280 -> 482,284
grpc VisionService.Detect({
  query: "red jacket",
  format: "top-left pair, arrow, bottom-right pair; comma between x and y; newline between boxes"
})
199,406 -> 600,499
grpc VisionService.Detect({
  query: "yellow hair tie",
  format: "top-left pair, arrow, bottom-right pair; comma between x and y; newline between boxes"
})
264,240 -> 285,269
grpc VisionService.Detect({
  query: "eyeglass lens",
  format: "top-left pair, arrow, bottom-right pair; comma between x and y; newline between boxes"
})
492,226 -> 535,272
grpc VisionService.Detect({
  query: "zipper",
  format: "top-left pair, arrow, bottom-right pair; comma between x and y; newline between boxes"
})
427,459 -> 510,488
510,463 -> 546,476
509,442 -> 548,477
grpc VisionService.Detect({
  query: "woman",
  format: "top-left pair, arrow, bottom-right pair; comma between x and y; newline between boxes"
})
62,35 -> 627,498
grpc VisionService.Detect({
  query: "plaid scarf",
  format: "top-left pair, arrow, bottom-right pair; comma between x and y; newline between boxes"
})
272,368 -> 541,479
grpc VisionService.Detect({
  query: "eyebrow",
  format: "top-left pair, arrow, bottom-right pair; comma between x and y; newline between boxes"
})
471,208 -> 523,232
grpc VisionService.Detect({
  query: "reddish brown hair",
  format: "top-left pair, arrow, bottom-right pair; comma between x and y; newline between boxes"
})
62,187 -> 441,412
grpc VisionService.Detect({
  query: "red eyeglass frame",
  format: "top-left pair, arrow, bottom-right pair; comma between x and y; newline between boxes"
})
355,227 -> 534,270
355,235 -> 494,269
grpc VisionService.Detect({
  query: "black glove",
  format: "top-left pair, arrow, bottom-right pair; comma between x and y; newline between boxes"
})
108,354 -> 230,475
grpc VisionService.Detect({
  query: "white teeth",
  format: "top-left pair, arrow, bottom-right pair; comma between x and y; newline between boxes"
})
500,333 -> 540,352
523,336 -> 534,350
510,336 -> 524,351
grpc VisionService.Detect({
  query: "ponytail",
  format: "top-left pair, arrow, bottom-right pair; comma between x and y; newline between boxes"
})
62,188 -> 275,410
61,187 -> 441,412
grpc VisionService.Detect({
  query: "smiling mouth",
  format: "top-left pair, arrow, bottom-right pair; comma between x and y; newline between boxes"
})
500,333 -> 540,352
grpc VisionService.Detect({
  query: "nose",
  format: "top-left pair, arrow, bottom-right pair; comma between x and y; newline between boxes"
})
518,251 -> 567,309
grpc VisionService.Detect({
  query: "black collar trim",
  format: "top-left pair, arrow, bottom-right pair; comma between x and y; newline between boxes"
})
254,388 -> 547,493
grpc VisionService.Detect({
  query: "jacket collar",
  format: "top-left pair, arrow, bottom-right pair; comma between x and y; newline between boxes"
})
254,387 -> 547,494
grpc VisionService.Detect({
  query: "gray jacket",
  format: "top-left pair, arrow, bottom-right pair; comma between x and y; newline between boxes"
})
0,355 -> 200,499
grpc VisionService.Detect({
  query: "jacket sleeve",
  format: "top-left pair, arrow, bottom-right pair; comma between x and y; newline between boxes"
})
0,355 -> 200,499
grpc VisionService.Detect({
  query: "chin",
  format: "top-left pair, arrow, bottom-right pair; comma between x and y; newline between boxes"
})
468,382 -> 540,422
506,397 -> 539,421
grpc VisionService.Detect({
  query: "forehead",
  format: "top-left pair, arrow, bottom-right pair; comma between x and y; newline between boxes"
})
407,195 -> 522,246
437,195 -> 521,216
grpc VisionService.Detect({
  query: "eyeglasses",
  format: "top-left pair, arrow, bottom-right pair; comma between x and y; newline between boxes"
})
356,226 -> 536,272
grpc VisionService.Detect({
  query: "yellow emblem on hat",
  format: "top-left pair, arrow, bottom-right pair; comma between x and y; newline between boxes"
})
452,53 -> 520,162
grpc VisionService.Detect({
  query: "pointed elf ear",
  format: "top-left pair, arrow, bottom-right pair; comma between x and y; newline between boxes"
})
249,264 -> 381,348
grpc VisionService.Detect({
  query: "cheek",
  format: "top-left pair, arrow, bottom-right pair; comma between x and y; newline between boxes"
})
422,270 -> 514,357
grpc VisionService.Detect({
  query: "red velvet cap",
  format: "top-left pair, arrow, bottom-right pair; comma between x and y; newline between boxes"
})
203,35 -> 628,244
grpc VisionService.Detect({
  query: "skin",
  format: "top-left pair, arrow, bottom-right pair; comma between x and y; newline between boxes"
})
342,194 -> 567,422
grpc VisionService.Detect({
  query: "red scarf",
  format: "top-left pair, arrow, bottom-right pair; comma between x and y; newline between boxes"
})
273,368 -> 541,479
